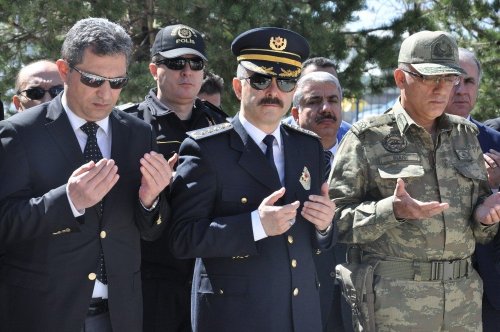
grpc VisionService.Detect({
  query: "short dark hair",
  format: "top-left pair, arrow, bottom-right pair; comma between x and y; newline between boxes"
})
302,57 -> 337,71
199,71 -> 224,95
61,18 -> 132,67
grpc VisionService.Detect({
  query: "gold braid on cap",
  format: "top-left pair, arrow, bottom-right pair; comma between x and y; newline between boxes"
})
237,54 -> 302,68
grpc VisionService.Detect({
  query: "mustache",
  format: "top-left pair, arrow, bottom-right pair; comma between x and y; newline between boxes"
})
258,96 -> 283,108
315,113 -> 338,123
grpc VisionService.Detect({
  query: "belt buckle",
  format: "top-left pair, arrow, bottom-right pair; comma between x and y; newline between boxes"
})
442,261 -> 455,281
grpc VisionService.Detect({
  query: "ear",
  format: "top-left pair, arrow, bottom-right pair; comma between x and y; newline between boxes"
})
232,77 -> 242,100
56,59 -> 70,83
149,63 -> 158,80
12,95 -> 23,112
394,68 -> 406,89
291,107 -> 300,122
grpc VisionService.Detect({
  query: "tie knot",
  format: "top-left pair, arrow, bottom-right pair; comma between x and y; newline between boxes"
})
81,122 -> 99,137
263,135 -> 275,149
324,150 -> 333,160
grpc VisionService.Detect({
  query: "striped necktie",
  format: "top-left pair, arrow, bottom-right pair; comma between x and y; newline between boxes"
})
324,150 -> 333,182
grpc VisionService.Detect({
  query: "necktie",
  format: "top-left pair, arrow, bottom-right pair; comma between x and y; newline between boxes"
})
263,135 -> 279,176
324,150 -> 333,182
81,122 -> 107,284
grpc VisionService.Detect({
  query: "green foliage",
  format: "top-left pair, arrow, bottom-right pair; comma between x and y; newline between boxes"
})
0,0 -> 498,119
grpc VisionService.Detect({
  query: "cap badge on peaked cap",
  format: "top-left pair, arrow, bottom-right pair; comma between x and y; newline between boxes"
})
431,35 -> 454,60
269,36 -> 287,51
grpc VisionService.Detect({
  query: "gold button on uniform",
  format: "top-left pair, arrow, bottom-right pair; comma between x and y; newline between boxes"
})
293,288 -> 299,296
100,231 -> 106,239
291,259 -> 297,268
287,235 -> 294,244
241,197 -> 248,204
156,216 -> 162,225
88,273 -> 97,281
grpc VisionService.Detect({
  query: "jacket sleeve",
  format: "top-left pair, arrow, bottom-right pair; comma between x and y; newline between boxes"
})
168,137 -> 258,259
0,121 -> 81,245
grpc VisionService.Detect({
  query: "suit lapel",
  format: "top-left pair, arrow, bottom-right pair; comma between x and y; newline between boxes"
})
231,116 -> 281,190
281,126 -> 303,203
44,96 -> 85,171
103,110 -> 132,221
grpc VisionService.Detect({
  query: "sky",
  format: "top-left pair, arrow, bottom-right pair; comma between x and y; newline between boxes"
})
346,0 -> 407,32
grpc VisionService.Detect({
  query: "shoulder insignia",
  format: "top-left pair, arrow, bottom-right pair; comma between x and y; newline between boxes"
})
446,114 -> 479,134
351,114 -> 396,135
282,122 -> 320,139
187,122 -> 233,140
116,102 -> 138,112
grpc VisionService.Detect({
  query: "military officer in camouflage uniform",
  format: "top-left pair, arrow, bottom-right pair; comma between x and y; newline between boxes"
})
329,30 -> 500,331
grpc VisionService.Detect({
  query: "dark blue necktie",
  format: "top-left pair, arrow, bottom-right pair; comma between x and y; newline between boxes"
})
324,150 -> 333,182
263,135 -> 279,176
81,122 -> 107,285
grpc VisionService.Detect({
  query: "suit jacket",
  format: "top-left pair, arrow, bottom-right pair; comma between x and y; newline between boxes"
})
471,117 -> 500,311
484,117 -> 500,132
169,115 -> 335,332
0,96 -> 168,332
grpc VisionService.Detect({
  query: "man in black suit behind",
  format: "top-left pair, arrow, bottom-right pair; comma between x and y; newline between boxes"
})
169,27 -> 336,332
0,18 -> 174,332
444,47 -> 500,332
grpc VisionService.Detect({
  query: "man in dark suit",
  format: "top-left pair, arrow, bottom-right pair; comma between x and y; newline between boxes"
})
0,18 -> 173,332
444,47 -> 500,332
169,27 -> 336,332
291,71 -> 353,332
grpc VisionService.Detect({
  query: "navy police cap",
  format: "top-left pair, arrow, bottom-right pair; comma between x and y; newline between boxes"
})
231,27 -> 310,78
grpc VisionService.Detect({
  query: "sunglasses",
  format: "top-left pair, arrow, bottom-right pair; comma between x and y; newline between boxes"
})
241,73 -> 297,93
18,85 -> 64,100
400,69 -> 460,87
156,57 -> 205,71
70,65 -> 129,89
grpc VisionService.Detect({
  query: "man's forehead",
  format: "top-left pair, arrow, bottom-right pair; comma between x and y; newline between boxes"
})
302,81 -> 340,94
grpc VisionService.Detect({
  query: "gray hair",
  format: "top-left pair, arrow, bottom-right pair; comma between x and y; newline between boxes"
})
459,47 -> 482,82
293,71 -> 342,108
61,18 -> 132,67
236,64 -> 249,79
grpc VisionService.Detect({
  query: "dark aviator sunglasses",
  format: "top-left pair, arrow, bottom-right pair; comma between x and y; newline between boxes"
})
70,65 -> 129,89
156,57 -> 205,71
242,73 -> 297,93
18,85 -> 64,100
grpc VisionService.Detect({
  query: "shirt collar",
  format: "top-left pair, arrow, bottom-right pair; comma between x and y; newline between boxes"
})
239,112 -> 282,150
62,92 -> 110,135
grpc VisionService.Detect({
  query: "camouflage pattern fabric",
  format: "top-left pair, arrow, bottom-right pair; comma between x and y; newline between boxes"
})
329,100 -> 499,331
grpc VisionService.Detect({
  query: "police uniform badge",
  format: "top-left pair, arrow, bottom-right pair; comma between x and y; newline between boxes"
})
299,166 -> 311,190
382,133 -> 407,153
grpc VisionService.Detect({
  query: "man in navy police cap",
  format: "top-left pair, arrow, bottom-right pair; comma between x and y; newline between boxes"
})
169,27 -> 336,332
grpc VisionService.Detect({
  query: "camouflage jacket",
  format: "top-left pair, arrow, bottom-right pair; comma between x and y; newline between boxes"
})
329,100 -> 498,261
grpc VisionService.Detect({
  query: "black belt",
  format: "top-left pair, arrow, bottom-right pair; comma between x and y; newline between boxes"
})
87,298 -> 108,317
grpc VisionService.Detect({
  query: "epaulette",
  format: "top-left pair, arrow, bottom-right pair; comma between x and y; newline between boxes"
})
282,122 -> 321,139
116,102 -> 139,112
187,122 -> 233,140
446,113 -> 479,134
351,114 -> 396,135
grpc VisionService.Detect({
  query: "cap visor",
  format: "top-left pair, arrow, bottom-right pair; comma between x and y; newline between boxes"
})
158,48 -> 207,61
413,63 -> 465,76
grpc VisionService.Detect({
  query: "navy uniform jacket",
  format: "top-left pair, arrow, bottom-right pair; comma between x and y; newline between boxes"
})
168,115 -> 334,332
0,96 -> 168,332
471,118 -> 500,313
